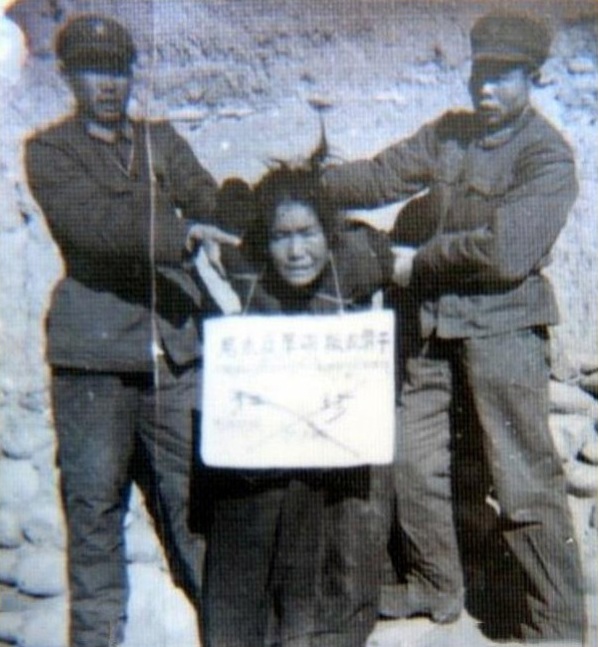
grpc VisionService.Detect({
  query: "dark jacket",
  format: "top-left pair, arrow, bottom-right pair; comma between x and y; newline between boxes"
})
324,108 -> 578,338
26,117 -> 218,371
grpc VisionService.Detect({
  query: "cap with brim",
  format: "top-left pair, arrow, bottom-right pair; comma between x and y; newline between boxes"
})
471,13 -> 552,69
60,49 -> 133,73
56,15 -> 136,73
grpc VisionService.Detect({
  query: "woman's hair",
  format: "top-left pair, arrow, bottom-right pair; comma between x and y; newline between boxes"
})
245,138 -> 341,265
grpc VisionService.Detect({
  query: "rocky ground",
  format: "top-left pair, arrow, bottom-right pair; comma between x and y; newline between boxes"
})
0,1 -> 597,646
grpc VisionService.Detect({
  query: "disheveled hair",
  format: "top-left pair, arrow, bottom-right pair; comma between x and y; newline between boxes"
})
245,135 -> 340,265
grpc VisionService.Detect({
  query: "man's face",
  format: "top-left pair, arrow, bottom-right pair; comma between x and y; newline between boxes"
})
269,200 -> 329,287
469,61 -> 532,129
66,69 -> 132,125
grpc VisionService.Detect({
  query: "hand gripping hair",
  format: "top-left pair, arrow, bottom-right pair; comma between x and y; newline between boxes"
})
246,129 -> 340,264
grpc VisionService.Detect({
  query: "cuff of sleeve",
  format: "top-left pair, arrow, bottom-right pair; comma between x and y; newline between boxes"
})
411,243 -> 439,286
154,216 -> 193,264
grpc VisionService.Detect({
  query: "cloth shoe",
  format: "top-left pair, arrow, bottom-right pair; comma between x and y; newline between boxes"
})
379,582 -> 463,624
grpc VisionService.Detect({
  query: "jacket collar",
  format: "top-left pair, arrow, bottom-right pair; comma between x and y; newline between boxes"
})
84,118 -> 134,144
476,106 -> 533,149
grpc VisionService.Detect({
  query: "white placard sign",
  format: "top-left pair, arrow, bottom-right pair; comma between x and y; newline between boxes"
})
201,310 -> 396,468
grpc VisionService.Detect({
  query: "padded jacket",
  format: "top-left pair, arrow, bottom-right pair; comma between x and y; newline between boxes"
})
324,108 -> 578,338
26,117 -> 218,371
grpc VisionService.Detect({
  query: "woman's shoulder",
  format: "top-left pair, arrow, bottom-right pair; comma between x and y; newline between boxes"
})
336,221 -> 393,274
328,222 -> 394,303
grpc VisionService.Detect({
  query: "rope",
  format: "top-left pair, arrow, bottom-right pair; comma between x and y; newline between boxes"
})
242,269 -> 264,315
145,9 -> 167,647
328,251 -> 345,315
145,2 -> 161,391
145,121 -> 162,390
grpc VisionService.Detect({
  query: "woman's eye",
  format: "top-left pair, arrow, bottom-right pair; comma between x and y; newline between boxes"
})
304,228 -> 322,238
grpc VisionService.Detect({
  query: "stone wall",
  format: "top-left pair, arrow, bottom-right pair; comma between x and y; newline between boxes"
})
0,1 -> 597,646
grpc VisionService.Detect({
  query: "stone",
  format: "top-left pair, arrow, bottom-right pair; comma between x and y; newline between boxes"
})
20,599 -> 68,647
0,507 -> 22,548
564,460 -> 598,498
550,381 -> 598,421
568,495 -> 595,543
0,409 -> 53,459
30,443 -> 60,494
580,439 -> 598,466
0,610 -> 22,643
18,388 -> 50,413
0,459 -> 40,505
567,56 -> 597,75
0,584 -> 37,612
21,499 -> 66,549
15,547 -> 66,597
549,413 -> 596,462
0,13 -> 27,84
164,106 -> 208,123
576,353 -> 598,375
0,548 -> 19,584
580,372 -> 598,398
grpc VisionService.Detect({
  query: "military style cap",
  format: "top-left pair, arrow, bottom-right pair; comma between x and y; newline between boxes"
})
56,15 -> 136,73
470,12 -> 552,69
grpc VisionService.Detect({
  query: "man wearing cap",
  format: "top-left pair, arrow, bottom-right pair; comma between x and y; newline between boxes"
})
324,12 -> 585,644
25,14 -> 239,647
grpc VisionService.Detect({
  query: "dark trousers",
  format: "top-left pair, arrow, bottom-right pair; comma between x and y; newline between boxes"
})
394,328 -> 585,642
51,360 -> 203,647
202,468 -> 391,647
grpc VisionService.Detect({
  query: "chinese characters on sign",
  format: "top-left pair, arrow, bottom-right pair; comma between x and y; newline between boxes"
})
201,310 -> 396,468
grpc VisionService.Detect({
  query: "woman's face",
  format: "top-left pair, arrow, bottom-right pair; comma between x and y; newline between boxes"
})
268,200 -> 329,287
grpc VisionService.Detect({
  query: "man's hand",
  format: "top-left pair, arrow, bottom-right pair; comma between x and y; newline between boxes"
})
185,224 -> 241,277
391,245 -> 417,288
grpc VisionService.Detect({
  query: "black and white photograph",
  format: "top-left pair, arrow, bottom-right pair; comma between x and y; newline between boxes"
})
0,1 -> 596,646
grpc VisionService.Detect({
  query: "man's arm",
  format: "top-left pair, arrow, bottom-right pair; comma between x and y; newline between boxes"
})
25,136 -> 192,264
323,122 -> 436,208
411,137 -> 578,291
151,122 -> 241,273
150,121 -> 218,221
26,128 -> 237,267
